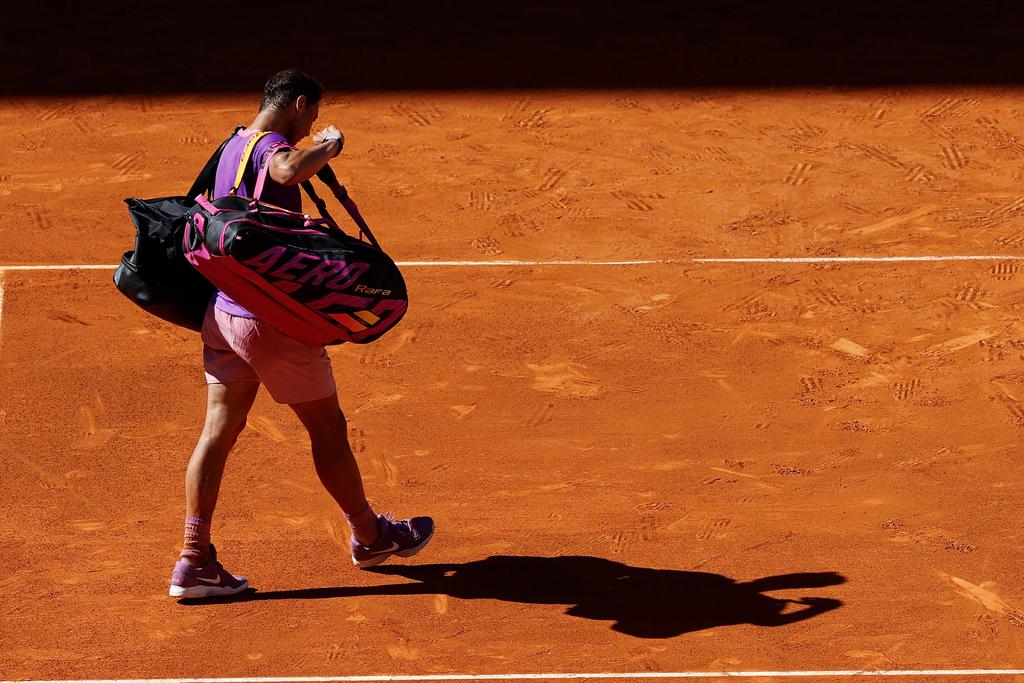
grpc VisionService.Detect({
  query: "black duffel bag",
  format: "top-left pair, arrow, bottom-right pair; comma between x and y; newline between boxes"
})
113,131 -> 236,331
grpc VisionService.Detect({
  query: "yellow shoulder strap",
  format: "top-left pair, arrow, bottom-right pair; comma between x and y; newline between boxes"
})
231,131 -> 274,194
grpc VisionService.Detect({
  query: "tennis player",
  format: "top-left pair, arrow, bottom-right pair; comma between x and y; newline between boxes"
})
169,70 -> 434,598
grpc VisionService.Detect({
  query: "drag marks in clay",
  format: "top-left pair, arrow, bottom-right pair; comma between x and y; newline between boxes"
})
941,573 -> 1024,629
111,152 -> 144,176
246,415 -> 287,442
362,328 -> 418,369
849,205 -> 937,236
386,639 -> 420,661
810,449 -> 858,472
783,162 -> 814,186
920,97 -> 981,120
994,228 -> 1024,248
696,517 -> 731,541
471,236 -> 502,254
1003,402 -> 1024,427
608,191 -> 664,212
433,289 -> 478,311
525,358 -> 603,399
781,121 -> 826,144
842,201 -> 872,215
610,515 -> 657,555
984,196 -> 1024,231
892,379 -> 922,401
466,191 -> 495,211
71,117 -> 95,135
521,167 -> 568,199
28,207 -> 52,230
923,329 -> 995,357
990,261 -> 1017,280
977,116 -> 1024,157
903,164 -> 936,184
178,135 -> 211,146
374,450 -> 398,487
842,142 -> 908,171
989,380 -> 1024,427
808,287 -> 843,307
939,142 -> 968,170
349,428 -> 367,454
38,101 -> 78,122
799,376 -> 823,394
73,395 -> 115,449
390,102 -> 443,127
527,402 -> 555,427
704,145 -> 744,165
450,404 -> 476,421
537,168 -> 567,193
953,283 -> 984,304
507,100 -> 554,129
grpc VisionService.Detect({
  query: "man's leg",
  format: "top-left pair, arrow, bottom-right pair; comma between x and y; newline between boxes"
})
181,381 -> 259,565
289,391 -> 435,568
289,391 -> 374,528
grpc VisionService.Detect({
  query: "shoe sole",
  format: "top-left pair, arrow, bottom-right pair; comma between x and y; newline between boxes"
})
169,579 -> 249,598
352,528 -> 434,569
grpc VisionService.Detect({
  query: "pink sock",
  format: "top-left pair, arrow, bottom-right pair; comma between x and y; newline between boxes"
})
181,516 -> 212,562
345,504 -> 380,546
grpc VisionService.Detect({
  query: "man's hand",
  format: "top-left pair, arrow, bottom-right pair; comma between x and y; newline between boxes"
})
269,126 -> 346,186
312,125 -> 344,147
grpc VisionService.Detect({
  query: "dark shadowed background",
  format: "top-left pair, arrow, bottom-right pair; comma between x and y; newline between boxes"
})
3,0 -> 1023,94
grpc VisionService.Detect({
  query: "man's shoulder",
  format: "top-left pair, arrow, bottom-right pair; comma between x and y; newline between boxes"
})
255,131 -> 293,154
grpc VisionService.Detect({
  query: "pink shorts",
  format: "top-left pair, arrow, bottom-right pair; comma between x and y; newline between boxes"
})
201,304 -> 337,405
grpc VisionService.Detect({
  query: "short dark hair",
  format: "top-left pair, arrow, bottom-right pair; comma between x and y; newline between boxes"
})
259,69 -> 324,111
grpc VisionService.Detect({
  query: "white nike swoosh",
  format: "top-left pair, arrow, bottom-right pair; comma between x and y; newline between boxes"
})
370,542 -> 401,555
195,575 -> 222,585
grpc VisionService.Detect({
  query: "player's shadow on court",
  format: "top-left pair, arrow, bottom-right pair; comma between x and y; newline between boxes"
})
185,555 -> 845,638
368,556 -> 845,638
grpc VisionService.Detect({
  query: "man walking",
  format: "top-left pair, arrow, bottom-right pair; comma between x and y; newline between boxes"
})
169,70 -> 434,598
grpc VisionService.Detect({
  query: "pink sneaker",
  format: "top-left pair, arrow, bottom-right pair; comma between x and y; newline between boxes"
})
169,544 -> 248,598
351,514 -> 435,569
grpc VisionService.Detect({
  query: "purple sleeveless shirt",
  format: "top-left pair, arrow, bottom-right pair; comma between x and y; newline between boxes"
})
211,130 -> 301,318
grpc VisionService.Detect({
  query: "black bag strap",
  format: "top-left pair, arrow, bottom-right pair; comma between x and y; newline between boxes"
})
300,180 -> 334,222
300,165 -> 382,249
186,126 -> 244,199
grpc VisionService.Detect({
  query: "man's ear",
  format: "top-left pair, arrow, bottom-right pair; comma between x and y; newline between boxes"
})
295,94 -> 308,113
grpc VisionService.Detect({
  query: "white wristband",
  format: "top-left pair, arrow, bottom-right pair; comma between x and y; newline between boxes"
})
324,136 -> 343,157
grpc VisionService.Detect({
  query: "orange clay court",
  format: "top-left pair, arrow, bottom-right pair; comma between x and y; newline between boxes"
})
1,90 -> 1024,682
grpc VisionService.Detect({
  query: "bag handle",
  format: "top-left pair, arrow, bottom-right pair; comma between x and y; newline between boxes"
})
301,164 -> 382,249
230,131 -> 274,195
186,126 -> 242,199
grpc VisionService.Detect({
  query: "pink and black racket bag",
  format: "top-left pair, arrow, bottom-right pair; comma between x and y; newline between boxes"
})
182,138 -> 407,346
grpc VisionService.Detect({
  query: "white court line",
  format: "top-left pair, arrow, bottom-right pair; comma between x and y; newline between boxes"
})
692,255 -> 1024,264
398,260 -> 667,266
0,265 -> 121,271
2,255 -> 1024,272
5,671 -> 1024,683
0,261 -> 662,271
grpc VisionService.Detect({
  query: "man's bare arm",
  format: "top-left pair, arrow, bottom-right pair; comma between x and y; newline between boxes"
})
268,126 -> 344,185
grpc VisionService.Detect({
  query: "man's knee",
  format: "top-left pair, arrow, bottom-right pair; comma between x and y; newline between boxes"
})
203,382 -> 258,441
292,392 -> 344,425
201,415 -> 247,448
307,409 -> 348,446
295,402 -> 348,449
